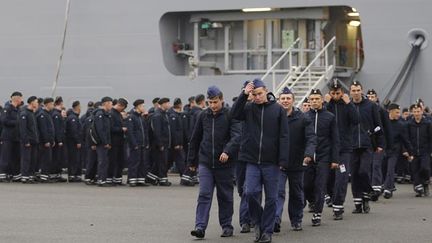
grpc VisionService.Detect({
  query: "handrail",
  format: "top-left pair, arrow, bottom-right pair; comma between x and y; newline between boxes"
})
295,65 -> 334,107
261,37 -> 301,81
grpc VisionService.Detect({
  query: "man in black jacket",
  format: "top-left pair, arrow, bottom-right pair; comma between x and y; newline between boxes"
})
407,104 -> 432,197
94,97 -> 113,187
19,96 -> 40,183
275,87 -> 316,232
189,86 -> 241,239
109,98 -> 128,185
126,99 -> 150,187
36,98 -> 55,182
0,91 -> 23,182
51,97 -> 67,182
231,79 -> 289,243
168,98 -> 187,180
350,81 -> 384,214
65,101 -> 82,182
304,89 -> 339,226
324,81 -> 359,220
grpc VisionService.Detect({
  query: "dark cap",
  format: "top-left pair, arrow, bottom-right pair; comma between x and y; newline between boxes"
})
158,97 -> 170,105
195,94 -> 205,104
388,103 -> 400,111
242,80 -> 249,89
94,101 -> 102,108
410,103 -> 422,110
133,99 -> 145,107
281,87 -> 292,95
55,96 -> 63,105
11,91 -> 23,98
207,85 -> 222,99
351,80 -> 362,87
309,89 -> 322,96
188,96 -> 195,103
27,96 -> 38,104
152,97 -> 160,104
87,101 -> 94,107
367,89 -> 377,95
402,108 -> 409,113
37,97 -> 44,105
330,79 -> 342,90
72,100 -> 80,108
43,97 -> 54,105
173,98 -> 182,106
101,96 -> 113,103
117,98 -> 128,107
303,98 -> 309,103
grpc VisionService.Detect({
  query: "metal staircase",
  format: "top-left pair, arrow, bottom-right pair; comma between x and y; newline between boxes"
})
261,37 -> 336,107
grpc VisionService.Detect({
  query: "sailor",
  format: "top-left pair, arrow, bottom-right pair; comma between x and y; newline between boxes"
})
36,98 -> 55,182
109,98 -> 128,185
350,81 -> 384,214
301,98 -> 311,113
231,79 -> 290,243
382,103 -> 413,198
94,97 -> 113,187
65,101 -> 82,182
189,86 -> 241,239
406,103 -> 432,197
0,91 -> 23,182
19,96 -> 40,183
51,96 -> 67,182
126,99 -> 150,187
303,89 -> 339,226
324,80 -> 359,220
148,97 -> 160,115
149,97 -> 172,186
275,87 -> 316,232
83,104 -> 98,185
167,98 -> 187,181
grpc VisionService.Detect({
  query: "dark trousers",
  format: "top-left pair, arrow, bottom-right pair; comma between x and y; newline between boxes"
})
109,142 -> 125,183
412,154 -> 431,186
38,144 -> 53,178
66,142 -> 81,177
52,144 -> 66,175
304,162 -> 330,214
383,154 -> 398,191
351,148 -> 373,202
151,147 -> 168,180
371,151 -> 384,191
195,164 -> 234,231
396,155 -> 411,180
245,163 -> 279,235
235,161 -> 251,226
276,170 -> 304,226
20,143 -> 38,179
85,147 -> 98,181
169,148 -> 185,175
128,146 -> 150,184
0,141 -> 20,179
332,152 -> 351,210
96,146 -> 110,183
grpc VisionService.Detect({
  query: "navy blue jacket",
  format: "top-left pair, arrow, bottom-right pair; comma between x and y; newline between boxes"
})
406,117 -> 432,156
65,110 -> 82,145
387,118 -> 412,156
110,108 -> 125,146
352,97 -> 384,150
19,107 -> 39,145
52,108 -> 66,144
150,109 -> 171,148
1,102 -> 21,142
306,107 -> 340,163
377,104 -> 393,150
94,108 -> 112,145
325,99 -> 359,153
168,108 -> 186,147
82,112 -> 96,147
187,106 -> 203,139
126,111 -> 149,148
36,109 -> 55,144
231,92 -> 290,166
188,107 -> 241,168
284,108 -> 317,171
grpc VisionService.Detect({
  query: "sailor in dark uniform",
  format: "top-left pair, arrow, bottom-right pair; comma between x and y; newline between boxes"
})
65,101 -> 82,182
94,97 -> 113,187
36,98 -> 55,182
109,98 -> 128,185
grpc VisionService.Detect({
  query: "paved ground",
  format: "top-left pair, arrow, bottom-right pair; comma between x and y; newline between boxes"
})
0,176 -> 431,243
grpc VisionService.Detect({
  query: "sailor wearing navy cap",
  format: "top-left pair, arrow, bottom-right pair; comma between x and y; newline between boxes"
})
324,79 -> 359,220
109,98 -> 128,185
303,89 -> 339,226
189,85 -> 241,239
275,87 -> 316,232
231,79 -> 289,243
94,96 -> 113,186
65,101 -> 82,182
36,98 -> 55,182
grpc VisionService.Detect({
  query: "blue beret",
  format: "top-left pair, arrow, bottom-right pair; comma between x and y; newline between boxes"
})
281,87 -> 292,95
207,85 -> 222,98
252,78 -> 266,88
242,80 -> 249,89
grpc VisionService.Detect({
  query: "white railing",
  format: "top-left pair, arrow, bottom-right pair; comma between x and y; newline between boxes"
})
274,36 -> 336,95
259,38 -> 301,92
295,66 -> 335,107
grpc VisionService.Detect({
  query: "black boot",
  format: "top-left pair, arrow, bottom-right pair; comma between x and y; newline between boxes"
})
352,203 -> 363,214
191,228 -> 205,239
362,199 -> 370,213
311,213 -> 321,226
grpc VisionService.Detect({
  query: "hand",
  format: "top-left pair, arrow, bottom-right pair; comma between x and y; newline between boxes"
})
243,82 -> 254,95
104,144 -> 111,149
408,156 -> 414,162
330,163 -> 339,169
324,93 -> 332,103
189,166 -> 196,172
76,144 -> 82,149
402,152 -> 409,157
303,156 -> 312,165
219,152 -> 229,163
25,143 -> 31,147
376,147 -> 383,153
44,142 -> 51,148
91,145 -> 97,150
122,127 -> 127,132
342,94 -> 351,104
